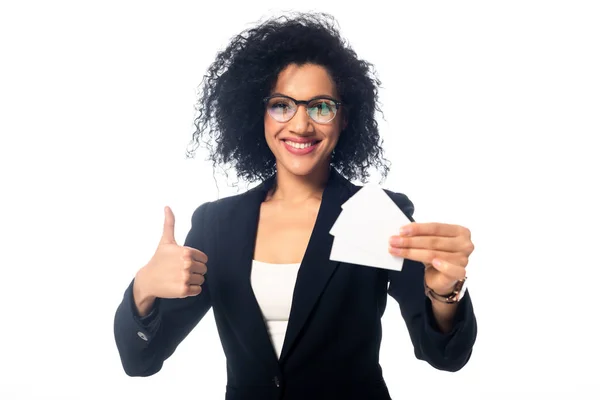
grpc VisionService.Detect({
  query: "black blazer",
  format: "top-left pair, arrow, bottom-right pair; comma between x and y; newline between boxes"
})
114,168 -> 477,400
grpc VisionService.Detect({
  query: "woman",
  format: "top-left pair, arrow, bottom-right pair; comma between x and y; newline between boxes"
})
114,12 -> 477,400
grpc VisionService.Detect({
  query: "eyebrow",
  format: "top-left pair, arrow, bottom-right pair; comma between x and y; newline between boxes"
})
271,92 -> 339,101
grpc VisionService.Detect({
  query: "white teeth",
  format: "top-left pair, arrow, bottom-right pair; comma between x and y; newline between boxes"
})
285,140 -> 315,149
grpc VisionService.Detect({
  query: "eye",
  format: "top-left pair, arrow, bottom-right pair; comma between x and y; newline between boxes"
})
309,100 -> 336,116
271,102 -> 289,110
267,97 -> 294,111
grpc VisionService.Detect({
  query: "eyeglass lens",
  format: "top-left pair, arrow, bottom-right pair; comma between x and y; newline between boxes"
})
266,97 -> 338,123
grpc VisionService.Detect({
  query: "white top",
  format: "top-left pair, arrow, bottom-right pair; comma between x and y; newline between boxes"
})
250,259 -> 301,359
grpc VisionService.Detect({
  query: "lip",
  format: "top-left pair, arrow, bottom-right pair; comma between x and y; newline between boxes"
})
280,137 -> 320,144
281,139 -> 320,155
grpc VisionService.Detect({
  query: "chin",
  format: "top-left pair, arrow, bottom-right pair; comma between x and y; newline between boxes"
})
279,162 -> 319,177
278,157 -> 332,177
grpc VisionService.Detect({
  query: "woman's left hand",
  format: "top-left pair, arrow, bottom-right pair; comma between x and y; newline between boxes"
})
388,222 -> 474,295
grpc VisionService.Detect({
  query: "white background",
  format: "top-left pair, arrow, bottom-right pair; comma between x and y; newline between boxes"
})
1,0 -> 599,398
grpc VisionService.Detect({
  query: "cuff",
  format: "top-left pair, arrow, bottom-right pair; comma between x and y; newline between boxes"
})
123,279 -> 162,344
423,289 -> 475,360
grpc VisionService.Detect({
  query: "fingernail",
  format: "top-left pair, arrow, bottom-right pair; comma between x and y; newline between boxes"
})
432,259 -> 442,267
399,227 -> 411,236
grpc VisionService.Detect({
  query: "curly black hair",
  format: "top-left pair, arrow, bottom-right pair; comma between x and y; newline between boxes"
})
186,12 -> 390,184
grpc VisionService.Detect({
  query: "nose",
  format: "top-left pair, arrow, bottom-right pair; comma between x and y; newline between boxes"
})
288,105 -> 313,135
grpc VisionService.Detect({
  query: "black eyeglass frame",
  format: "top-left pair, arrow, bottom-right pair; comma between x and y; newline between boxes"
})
263,94 -> 343,124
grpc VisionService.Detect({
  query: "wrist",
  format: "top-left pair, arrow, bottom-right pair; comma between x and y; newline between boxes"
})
428,285 -> 454,296
425,278 -> 467,304
133,267 -> 156,317
429,299 -> 458,333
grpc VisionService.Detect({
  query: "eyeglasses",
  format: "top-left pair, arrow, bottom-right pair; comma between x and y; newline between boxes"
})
263,94 -> 342,124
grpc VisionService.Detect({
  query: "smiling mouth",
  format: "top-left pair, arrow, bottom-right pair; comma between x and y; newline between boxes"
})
282,139 -> 321,149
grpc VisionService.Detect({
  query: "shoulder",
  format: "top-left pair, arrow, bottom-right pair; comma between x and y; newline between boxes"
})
188,186 -> 259,225
382,188 -> 415,219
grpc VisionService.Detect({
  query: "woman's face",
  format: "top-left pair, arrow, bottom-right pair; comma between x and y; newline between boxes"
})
264,63 -> 345,178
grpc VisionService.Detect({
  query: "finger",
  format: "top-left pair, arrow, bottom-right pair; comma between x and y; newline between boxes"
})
160,206 -> 177,245
185,285 -> 203,297
388,246 -> 463,266
182,247 -> 208,264
189,261 -> 208,276
400,222 -> 464,238
187,272 -> 206,286
182,257 -> 208,275
389,235 -> 460,252
431,258 -> 467,281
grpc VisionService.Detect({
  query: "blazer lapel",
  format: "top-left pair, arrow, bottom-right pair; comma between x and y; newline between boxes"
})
217,174 -> 280,370
279,169 -> 353,362
217,169 -> 354,368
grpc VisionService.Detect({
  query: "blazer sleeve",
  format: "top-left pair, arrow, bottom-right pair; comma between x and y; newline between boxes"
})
385,190 -> 477,372
113,202 -> 213,377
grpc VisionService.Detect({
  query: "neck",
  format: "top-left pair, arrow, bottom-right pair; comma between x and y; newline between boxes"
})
268,164 -> 331,203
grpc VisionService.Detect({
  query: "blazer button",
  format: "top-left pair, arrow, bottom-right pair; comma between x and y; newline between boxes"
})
273,376 -> 280,387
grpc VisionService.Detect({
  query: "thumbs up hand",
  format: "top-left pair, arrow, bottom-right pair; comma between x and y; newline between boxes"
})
133,206 -> 208,315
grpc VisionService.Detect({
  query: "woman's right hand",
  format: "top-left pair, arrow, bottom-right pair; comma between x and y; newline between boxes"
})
133,206 -> 208,315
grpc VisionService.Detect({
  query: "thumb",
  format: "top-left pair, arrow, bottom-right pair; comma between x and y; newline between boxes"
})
160,206 -> 177,245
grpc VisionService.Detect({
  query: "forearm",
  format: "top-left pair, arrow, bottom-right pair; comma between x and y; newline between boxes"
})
115,277 -> 213,376
430,300 -> 459,333
417,293 -> 477,372
114,279 -> 164,376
